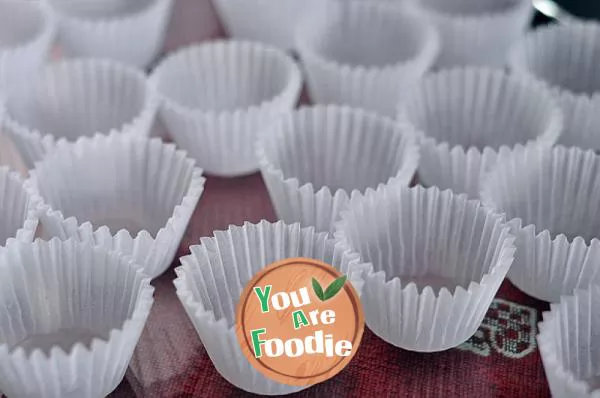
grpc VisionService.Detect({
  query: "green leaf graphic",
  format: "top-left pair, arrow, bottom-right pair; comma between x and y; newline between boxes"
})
312,278 -> 324,301
323,275 -> 347,301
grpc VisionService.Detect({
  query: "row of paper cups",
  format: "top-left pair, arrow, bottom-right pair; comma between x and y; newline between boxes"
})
5,14 -> 600,181
8,0 -> 533,73
215,0 -> 533,68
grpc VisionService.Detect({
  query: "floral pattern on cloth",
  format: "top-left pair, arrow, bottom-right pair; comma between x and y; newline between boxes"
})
458,299 -> 538,359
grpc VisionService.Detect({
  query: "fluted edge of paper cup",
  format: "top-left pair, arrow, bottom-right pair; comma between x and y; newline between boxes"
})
334,185 -> 516,352
0,238 -> 154,398
397,67 -> 563,198
3,58 -> 160,169
257,104 -> 420,235
480,144 -> 600,302
295,1 -> 439,116
0,166 -> 40,246
509,20 -> 600,102
151,39 -> 302,120
45,0 -> 174,68
173,220 -> 371,394
24,132 -> 205,279
0,0 -> 56,96
150,40 -> 302,176
538,287 -> 600,397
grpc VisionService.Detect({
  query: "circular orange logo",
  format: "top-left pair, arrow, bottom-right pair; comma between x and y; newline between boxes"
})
235,258 -> 364,386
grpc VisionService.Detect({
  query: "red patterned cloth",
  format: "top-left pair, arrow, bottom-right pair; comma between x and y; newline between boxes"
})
106,174 -> 552,398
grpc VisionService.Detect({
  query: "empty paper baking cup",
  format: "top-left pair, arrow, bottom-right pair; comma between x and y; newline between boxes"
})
406,0 -> 533,67
509,21 -> 600,150
0,238 -> 154,398
151,40 -> 302,177
26,132 -> 205,279
397,67 -> 562,198
335,185 -> 516,352
3,58 -> 159,170
257,105 -> 420,235
44,0 -> 173,68
0,166 -> 39,245
0,0 -> 55,96
480,145 -> 600,303
213,0 -> 319,50
295,0 -> 439,117
174,220 -> 370,395
538,286 -> 600,397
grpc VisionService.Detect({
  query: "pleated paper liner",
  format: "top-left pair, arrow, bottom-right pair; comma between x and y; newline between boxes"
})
212,0 -> 320,50
3,58 -> 159,169
405,0 -> 533,67
0,165 -> 39,245
295,0 -> 439,117
509,20 -> 600,151
0,238 -> 154,398
174,220 -> 371,395
397,67 -> 562,198
509,20 -> 600,98
151,40 -> 302,177
556,93 -> 600,150
257,105 -> 419,235
538,286 -> 600,397
334,184 -> 516,352
26,132 -> 205,279
481,144 -> 600,303
44,0 -> 173,68
0,0 -> 55,96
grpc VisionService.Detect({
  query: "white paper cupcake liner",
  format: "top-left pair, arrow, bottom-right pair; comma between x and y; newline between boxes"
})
25,132 -> 205,279
334,185 -> 516,352
0,165 -> 39,246
295,0 -> 439,117
44,0 -> 173,68
173,220 -> 371,395
555,92 -> 600,150
509,21 -> 600,150
0,238 -> 154,398
213,0 -> 319,50
0,0 -> 55,96
480,145 -> 600,303
406,0 -> 533,67
151,40 -> 302,177
538,286 -> 600,397
397,67 -> 562,198
2,58 -> 159,170
509,20 -> 600,99
257,105 -> 419,235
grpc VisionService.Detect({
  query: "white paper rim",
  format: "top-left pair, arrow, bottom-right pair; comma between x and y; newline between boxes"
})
149,39 -> 302,119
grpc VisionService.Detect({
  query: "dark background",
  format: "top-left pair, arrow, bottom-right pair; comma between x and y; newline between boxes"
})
535,0 -> 600,24
558,0 -> 600,18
